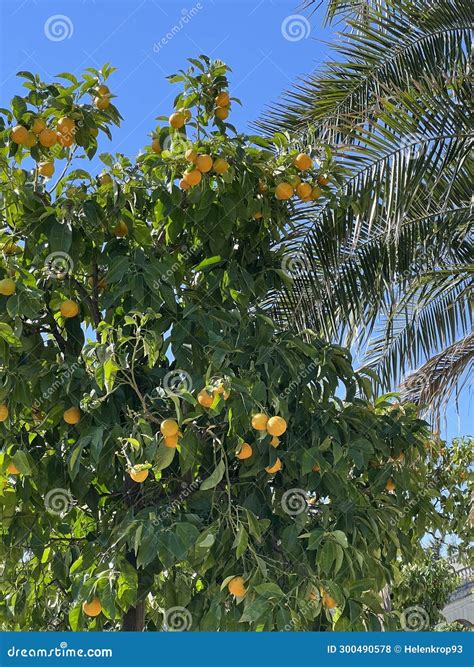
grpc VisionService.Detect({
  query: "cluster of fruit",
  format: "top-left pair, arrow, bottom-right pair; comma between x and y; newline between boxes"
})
236,413 -> 288,474
273,153 -> 329,203
179,151 -> 230,189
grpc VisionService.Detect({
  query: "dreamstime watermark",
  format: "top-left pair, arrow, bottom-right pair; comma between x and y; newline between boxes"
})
163,369 -> 194,394
44,15 -> 74,42
33,363 -> 80,409
152,480 -> 199,526
152,244 -> 198,290
400,605 -> 430,631
281,14 -> 311,42
7,643 -> 112,659
163,606 -> 193,631
153,4 -> 203,53
44,251 -> 74,279
281,488 -> 308,516
162,134 -> 193,155
44,488 -> 74,517
279,360 -> 317,399
281,251 -> 311,277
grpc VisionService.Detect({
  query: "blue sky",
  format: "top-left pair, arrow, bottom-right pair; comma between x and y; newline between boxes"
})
0,0 -> 470,440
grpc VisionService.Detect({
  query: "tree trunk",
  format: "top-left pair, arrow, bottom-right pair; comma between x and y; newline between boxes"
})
122,475 -> 145,631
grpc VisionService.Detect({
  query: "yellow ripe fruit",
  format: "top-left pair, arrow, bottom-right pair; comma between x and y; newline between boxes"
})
236,443 -> 253,460
151,138 -> 161,154
24,132 -> 37,148
169,112 -> 185,129
10,125 -> 29,144
185,149 -> 197,163
57,117 -> 75,135
183,169 -> 202,187
197,390 -> 213,408
31,118 -> 46,135
267,416 -> 287,436
178,107 -> 192,121
318,174 -> 330,186
294,153 -> 313,171
296,183 -> 312,200
215,107 -> 229,121
114,220 -> 129,238
0,404 -> 9,422
251,413 -> 268,431
94,96 -> 110,110
213,158 -> 229,174
322,592 -> 338,609
60,300 -> 79,318
179,178 -> 190,191
253,211 -> 263,220
0,279 -> 16,296
57,132 -> 74,147
275,182 -> 294,200
38,128 -> 57,147
385,478 -> 396,492
96,84 -> 110,97
228,576 -> 247,597
82,597 -> 102,617
164,434 -> 179,449
195,154 -> 213,173
130,467 -> 149,483
312,464 -> 320,473
265,457 -> 282,474
38,161 -> 55,178
98,173 -> 112,186
270,436 -> 280,448
63,407 -> 81,425
7,462 -> 19,475
215,92 -> 230,107
160,419 -> 179,438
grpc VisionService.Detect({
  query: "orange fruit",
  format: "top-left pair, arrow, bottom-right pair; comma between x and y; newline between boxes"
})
10,125 -> 29,144
215,92 -> 230,107
164,433 -> 179,448
296,183 -> 312,200
24,132 -> 37,148
38,129 -> 57,147
169,112 -> 185,129
213,383 -> 230,400
275,182 -> 294,200
63,407 -> 81,424
253,211 -> 263,220
266,416 -> 287,436
6,462 -> 19,475
294,153 -> 312,171
195,154 -> 213,173
180,108 -> 192,121
270,436 -> 280,448
130,467 -> 149,483
265,458 -> 282,474
185,149 -> 197,163
0,404 -> 9,422
60,300 -> 79,318
228,576 -> 246,597
312,464 -> 320,473
0,278 -> 16,296
31,118 -> 46,134
197,390 -> 213,408
251,413 -> 268,431
96,84 -> 110,97
38,161 -> 54,178
160,419 -> 179,437
179,178 -> 190,190
318,174 -> 330,186
385,478 -> 396,492
215,107 -> 229,121
213,158 -> 229,174
183,169 -> 202,187
98,173 -> 112,186
151,138 -> 161,154
57,132 -> 74,147
236,443 -> 253,460
82,597 -> 102,617
57,117 -> 75,135
114,220 -> 129,237
94,96 -> 110,110
311,186 -> 322,200
321,591 -> 337,609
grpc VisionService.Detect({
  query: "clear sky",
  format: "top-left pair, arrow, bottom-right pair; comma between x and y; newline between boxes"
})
0,0 -> 470,440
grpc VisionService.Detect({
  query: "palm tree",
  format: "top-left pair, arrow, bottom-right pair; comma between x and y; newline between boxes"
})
260,0 -> 473,418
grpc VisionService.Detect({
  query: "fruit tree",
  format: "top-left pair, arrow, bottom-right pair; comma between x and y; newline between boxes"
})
0,56 -> 446,631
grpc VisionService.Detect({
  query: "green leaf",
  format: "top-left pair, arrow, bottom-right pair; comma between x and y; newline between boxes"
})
12,450 -> 32,476
155,443 -> 176,471
234,525 -> 248,559
200,459 -> 225,490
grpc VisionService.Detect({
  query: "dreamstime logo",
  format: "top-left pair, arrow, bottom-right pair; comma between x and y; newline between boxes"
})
44,488 -> 74,517
281,251 -> 310,277
163,606 -> 192,631
153,4 -> 203,53
163,369 -> 193,393
44,15 -> 74,42
400,605 -> 430,631
281,488 -> 308,515
162,134 -> 193,155
281,14 -> 311,42
152,480 -> 199,526
44,251 -> 74,279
